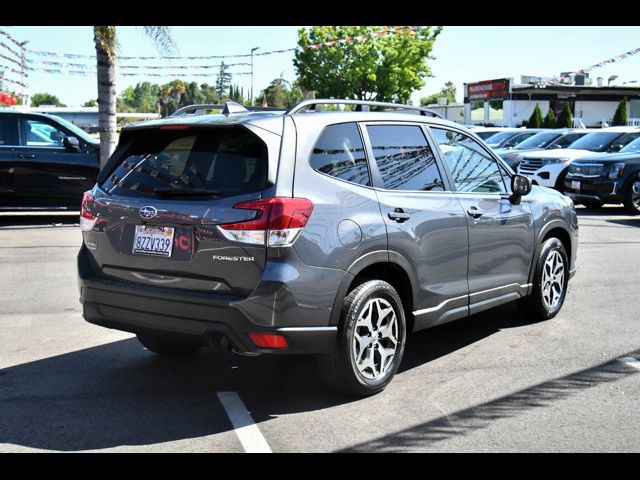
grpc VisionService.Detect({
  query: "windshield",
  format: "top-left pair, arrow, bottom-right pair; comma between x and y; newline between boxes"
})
514,132 -> 562,150
46,114 -> 98,144
568,132 -> 623,152
485,131 -> 521,147
620,136 -> 640,153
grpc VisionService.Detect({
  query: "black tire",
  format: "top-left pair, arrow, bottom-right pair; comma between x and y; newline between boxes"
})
317,280 -> 406,397
581,200 -> 604,209
137,333 -> 201,357
517,238 -> 569,322
623,178 -> 640,215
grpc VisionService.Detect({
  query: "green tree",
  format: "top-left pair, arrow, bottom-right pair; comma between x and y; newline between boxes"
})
528,103 -> 543,128
256,77 -> 304,108
294,26 -> 442,103
612,97 -> 628,126
542,107 -> 557,128
94,26 -> 176,168
420,80 -> 456,106
215,61 -> 232,98
83,99 -> 98,107
556,102 -> 574,128
31,92 -> 66,107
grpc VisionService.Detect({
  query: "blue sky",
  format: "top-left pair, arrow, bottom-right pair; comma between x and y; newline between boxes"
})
2,26 -> 640,107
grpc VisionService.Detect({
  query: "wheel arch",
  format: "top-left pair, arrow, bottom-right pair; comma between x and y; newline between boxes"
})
528,221 -> 574,284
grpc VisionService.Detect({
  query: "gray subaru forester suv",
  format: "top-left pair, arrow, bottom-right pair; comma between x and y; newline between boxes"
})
78,99 -> 578,396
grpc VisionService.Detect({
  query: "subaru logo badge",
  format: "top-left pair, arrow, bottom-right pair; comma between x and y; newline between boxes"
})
139,206 -> 157,220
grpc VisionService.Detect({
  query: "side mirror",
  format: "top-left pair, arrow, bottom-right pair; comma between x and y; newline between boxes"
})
511,174 -> 532,201
63,136 -> 80,152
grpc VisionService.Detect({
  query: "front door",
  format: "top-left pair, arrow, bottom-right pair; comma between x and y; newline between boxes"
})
362,123 -> 469,330
430,127 -> 535,315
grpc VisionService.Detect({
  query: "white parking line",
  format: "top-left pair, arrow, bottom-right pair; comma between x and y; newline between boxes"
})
617,357 -> 640,370
217,391 -> 272,453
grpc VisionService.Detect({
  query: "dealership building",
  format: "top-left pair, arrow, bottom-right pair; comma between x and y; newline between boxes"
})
454,76 -> 640,128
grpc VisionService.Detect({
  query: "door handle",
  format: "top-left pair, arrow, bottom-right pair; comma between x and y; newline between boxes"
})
467,206 -> 485,219
17,154 -> 36,159
388,208 -> 411,223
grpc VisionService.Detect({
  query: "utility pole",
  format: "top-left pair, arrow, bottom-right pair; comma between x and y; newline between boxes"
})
18,41 -> 28,106
250,47 -> 260,106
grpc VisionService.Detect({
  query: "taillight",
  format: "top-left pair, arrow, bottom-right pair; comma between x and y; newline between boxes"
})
248,332 -> 289,349
80,191 -> 97,232
218,197 -> 314,247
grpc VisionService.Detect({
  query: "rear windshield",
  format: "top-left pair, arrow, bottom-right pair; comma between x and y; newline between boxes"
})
101,126 -> 268,199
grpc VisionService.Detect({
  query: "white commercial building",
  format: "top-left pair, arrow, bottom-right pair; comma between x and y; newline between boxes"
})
462,77 -> 640,128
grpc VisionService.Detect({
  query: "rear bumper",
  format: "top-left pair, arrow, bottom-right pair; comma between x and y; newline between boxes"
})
78,246 -> 338,354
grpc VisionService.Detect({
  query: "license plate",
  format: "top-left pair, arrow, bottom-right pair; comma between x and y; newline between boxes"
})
571,180 -> 580,191
133,225 -> 174,257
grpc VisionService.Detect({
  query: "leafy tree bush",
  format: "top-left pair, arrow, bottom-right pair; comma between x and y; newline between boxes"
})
612,97 -> 628,126
542,107 -> 557,128
528,103 -> 543,128
556,103 -> 574,128
420,81 -> 456,106
30,92 -> 66,107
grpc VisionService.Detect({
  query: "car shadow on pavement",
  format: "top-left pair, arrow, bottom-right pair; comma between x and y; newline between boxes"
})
606,218 -> 640,228
575,206 -> 629,217
338,349 -> 640,452
0,303 -> 580,451
0,214 -> 79,229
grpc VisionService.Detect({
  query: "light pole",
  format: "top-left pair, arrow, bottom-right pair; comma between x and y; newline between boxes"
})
250,47 -> 260,106
608,75 -> 619,86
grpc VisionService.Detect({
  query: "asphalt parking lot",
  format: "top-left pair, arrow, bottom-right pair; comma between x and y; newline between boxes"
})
0,207 -> 639,453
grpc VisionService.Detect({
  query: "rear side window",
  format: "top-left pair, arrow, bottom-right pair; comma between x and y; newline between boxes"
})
309,123 -> 370,186
101,126 -> 268,199
366,125 -> 445,192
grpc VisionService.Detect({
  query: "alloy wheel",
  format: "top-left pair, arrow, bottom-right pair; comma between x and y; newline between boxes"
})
541,250 -> 565,309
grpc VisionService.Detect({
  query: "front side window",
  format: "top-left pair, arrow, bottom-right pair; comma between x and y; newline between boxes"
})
366,124 -> 445,192
309,123 -> 370,186
430,128 -> 506,194
553,132 -> 587,148
19,118 -> 66,147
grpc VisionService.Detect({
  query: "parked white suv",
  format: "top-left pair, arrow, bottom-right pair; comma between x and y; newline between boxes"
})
517,127 -> 640,191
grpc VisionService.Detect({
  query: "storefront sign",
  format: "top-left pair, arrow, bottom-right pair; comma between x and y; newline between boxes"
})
467,79 -> 510,101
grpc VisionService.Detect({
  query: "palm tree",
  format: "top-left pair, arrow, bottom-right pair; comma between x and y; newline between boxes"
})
93,26 -> 176,169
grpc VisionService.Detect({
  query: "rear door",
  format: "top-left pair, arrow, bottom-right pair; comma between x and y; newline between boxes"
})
430,127 -> 535,315
0,114 -> 19,206
85,124 -> 279,297
15,115 -> 99,207
361,122 -> 470,329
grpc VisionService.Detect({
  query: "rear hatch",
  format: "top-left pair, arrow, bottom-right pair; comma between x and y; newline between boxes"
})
83,124 -> 277,297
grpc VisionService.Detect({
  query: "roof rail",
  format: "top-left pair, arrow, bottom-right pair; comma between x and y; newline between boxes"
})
285,99 -> 445,119
170,102 -> 283,117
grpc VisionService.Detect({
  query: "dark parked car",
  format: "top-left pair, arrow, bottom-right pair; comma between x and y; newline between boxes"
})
564,135 -> 640,213
496,129 -> 591,170
78,100 -> 578,396
0,111 -> 99,210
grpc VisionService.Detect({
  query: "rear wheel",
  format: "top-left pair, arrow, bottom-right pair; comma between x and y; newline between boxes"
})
137,333 -> 201,357
317,280 -> 406,396
623,179 -> 640,215
517,238 -> 569,322
581,200 -> 604,209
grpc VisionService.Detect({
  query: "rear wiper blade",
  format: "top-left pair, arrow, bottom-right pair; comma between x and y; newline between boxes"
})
152,187 -> 221,197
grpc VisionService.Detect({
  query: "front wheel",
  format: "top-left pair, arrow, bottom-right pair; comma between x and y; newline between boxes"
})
317,280 -> 406,396
623,179 -> 640,215
517,237 -> 569,322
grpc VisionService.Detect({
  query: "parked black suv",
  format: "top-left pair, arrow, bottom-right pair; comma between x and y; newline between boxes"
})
78,100 -> 578,396
0,111 -> 99,210
564,135 -> 640,213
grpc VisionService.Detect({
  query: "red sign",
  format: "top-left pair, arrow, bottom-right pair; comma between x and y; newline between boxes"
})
467,79 -> 510,101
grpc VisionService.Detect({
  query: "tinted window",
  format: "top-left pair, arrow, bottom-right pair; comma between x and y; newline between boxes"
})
515,132 -> 562,150
621,136 -> 640,153
0,116 -> 14,145
431,128 -> 506,194
569,132 -> 626,152
485,131 -> 522,148
19,118 -> 66,147
614,132 -> 640,149
502,131 -> 537,148
309,123 -> 370,186
553,132 -> 587,148
366,125 -> 444,191
101,127 -> 268,199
